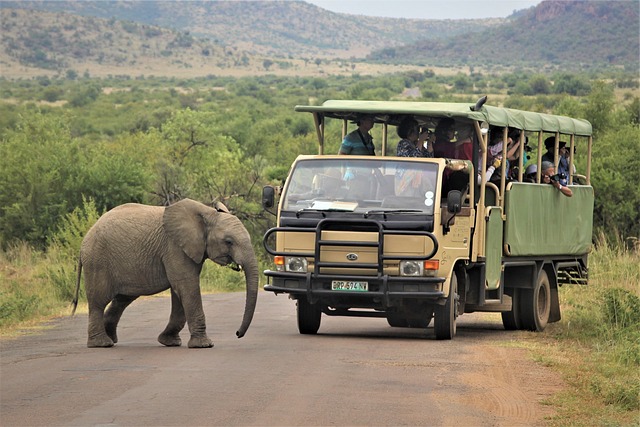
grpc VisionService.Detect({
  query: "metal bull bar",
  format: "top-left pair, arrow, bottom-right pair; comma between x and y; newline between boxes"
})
263,218 -> 444,308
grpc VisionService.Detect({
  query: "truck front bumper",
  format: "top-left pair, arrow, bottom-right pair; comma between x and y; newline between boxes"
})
264,270 -> 445,301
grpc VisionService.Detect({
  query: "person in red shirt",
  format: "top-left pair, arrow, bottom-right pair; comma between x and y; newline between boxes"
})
433,117 -> 456,158
454,125 -> 474,161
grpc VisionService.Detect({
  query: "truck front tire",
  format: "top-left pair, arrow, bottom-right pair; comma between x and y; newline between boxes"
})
297,297 -> 321,334
434,274 -> 458,340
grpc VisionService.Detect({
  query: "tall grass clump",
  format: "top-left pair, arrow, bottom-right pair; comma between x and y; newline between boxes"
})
0,242 -> 64,331
548,232 -> 640,425
0,199 -> 100,334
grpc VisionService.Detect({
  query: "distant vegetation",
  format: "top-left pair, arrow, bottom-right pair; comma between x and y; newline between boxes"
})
1,71 -> 638,250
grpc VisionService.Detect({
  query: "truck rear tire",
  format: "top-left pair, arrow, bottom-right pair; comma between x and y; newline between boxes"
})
434,274 -> 458,340
297,297 -> 321,334
501,288 -> 522,330
520,269 -> 551,331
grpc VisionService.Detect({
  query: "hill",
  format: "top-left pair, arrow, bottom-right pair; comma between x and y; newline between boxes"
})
368,0 -> 639,70
0,0 -> 501,59
0,0 -> 637,79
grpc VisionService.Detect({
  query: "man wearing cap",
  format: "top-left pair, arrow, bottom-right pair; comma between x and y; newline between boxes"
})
542,136 -> 570,185
541,160 -> 572,197
339,115 -> 375,155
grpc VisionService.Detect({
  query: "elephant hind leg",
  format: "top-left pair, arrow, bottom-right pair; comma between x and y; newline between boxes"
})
158,289 -> 187,347
87,302 -> 114,348
104,295 -> 138,344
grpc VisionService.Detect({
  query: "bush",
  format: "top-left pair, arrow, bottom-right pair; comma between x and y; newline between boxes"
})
601,288 -> 640,330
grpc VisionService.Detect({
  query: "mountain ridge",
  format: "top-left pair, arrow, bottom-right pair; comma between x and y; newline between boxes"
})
0,0 -> 637,79
368,0 -> 639,68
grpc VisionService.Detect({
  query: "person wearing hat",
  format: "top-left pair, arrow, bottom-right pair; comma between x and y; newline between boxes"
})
338,114 -> 375,155
541,160 -> 572,197
524,163 -> 538,182
542,136 -> 570,185
432,117 -> 456,158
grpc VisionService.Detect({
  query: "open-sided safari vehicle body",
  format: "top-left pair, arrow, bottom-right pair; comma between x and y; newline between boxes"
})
262,99 -> 594,339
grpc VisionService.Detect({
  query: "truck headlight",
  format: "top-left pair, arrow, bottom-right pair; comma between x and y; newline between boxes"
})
400,260 -> 423,276
285,256 -> 308,272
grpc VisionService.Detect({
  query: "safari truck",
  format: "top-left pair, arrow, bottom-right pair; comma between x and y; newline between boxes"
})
261,99 -> 594,339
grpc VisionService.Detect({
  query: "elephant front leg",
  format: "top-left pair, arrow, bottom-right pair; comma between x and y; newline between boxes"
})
176,284 -> 213,348
158,289 -> 187,347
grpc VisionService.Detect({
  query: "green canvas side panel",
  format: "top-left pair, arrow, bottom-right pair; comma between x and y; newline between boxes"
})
504,183 -> 594,256
485,207 -> 503,290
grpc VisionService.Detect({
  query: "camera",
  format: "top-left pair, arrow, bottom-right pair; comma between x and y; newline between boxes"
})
550,173 -> 566,183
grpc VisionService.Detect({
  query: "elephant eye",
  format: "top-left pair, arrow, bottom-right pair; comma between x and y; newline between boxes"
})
224,237 -> 233,246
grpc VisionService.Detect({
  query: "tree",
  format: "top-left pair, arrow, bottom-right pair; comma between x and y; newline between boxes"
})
528,74 -> 551,94
590,123 -> 640,242
553,73 -> 591,96
584,80 -> 614,136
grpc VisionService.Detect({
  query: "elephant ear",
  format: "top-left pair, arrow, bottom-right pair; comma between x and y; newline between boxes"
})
213,200 -> 230,213
163,198 -> 216,263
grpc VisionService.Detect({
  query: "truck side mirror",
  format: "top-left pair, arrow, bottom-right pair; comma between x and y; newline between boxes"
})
447,190 -> 462,214
262,186 -> 275,209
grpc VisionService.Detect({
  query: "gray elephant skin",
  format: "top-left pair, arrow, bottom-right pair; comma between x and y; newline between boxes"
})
72,198 -> 258,348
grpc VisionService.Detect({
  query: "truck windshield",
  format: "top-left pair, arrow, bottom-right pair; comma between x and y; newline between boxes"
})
282,158 -> 439,214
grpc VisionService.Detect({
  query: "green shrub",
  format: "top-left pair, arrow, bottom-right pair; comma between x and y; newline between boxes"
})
601,288 -> 640,330
49,197 -> 101,259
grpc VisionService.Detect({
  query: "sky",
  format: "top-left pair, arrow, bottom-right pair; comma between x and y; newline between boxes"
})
303,0 -> 542,20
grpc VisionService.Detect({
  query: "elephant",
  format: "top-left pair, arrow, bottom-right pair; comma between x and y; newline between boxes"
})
72,198 -> 258,348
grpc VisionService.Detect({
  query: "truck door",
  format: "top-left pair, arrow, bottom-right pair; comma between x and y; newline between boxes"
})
485,206 -> 503,290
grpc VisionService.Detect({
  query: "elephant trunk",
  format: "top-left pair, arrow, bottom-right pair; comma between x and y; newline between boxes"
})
236,257 -> 259,338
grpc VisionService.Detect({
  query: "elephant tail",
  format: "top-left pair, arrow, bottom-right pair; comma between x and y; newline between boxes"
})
71,257 -> 82,316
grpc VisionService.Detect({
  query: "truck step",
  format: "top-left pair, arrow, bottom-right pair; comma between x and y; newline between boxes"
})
466,296 -> 513,312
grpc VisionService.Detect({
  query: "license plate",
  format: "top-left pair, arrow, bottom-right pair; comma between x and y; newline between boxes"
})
331,281 -> 368,291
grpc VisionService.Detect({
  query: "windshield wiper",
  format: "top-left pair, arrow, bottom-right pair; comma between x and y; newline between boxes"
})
295,208 -> 356,218
364,209 -> 424,219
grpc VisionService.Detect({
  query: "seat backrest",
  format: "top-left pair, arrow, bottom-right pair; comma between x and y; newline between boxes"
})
376,174 -> 395,199
484,182 -> 499,207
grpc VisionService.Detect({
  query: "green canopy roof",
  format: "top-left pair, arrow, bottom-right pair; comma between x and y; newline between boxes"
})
295,100 -> 592,136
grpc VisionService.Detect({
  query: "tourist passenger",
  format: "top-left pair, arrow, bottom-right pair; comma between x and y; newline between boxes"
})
338,114 -> 376,155
433,117 -> 456,158
487,128 -> 521,183
524,163 -> 538,183
541,160 -> 572,197
453,125 -> 474,161
396,117 -> 434,158
542,137 -> 570,185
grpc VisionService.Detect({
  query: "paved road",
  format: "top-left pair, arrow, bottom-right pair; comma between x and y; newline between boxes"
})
1,292 -> 560,426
